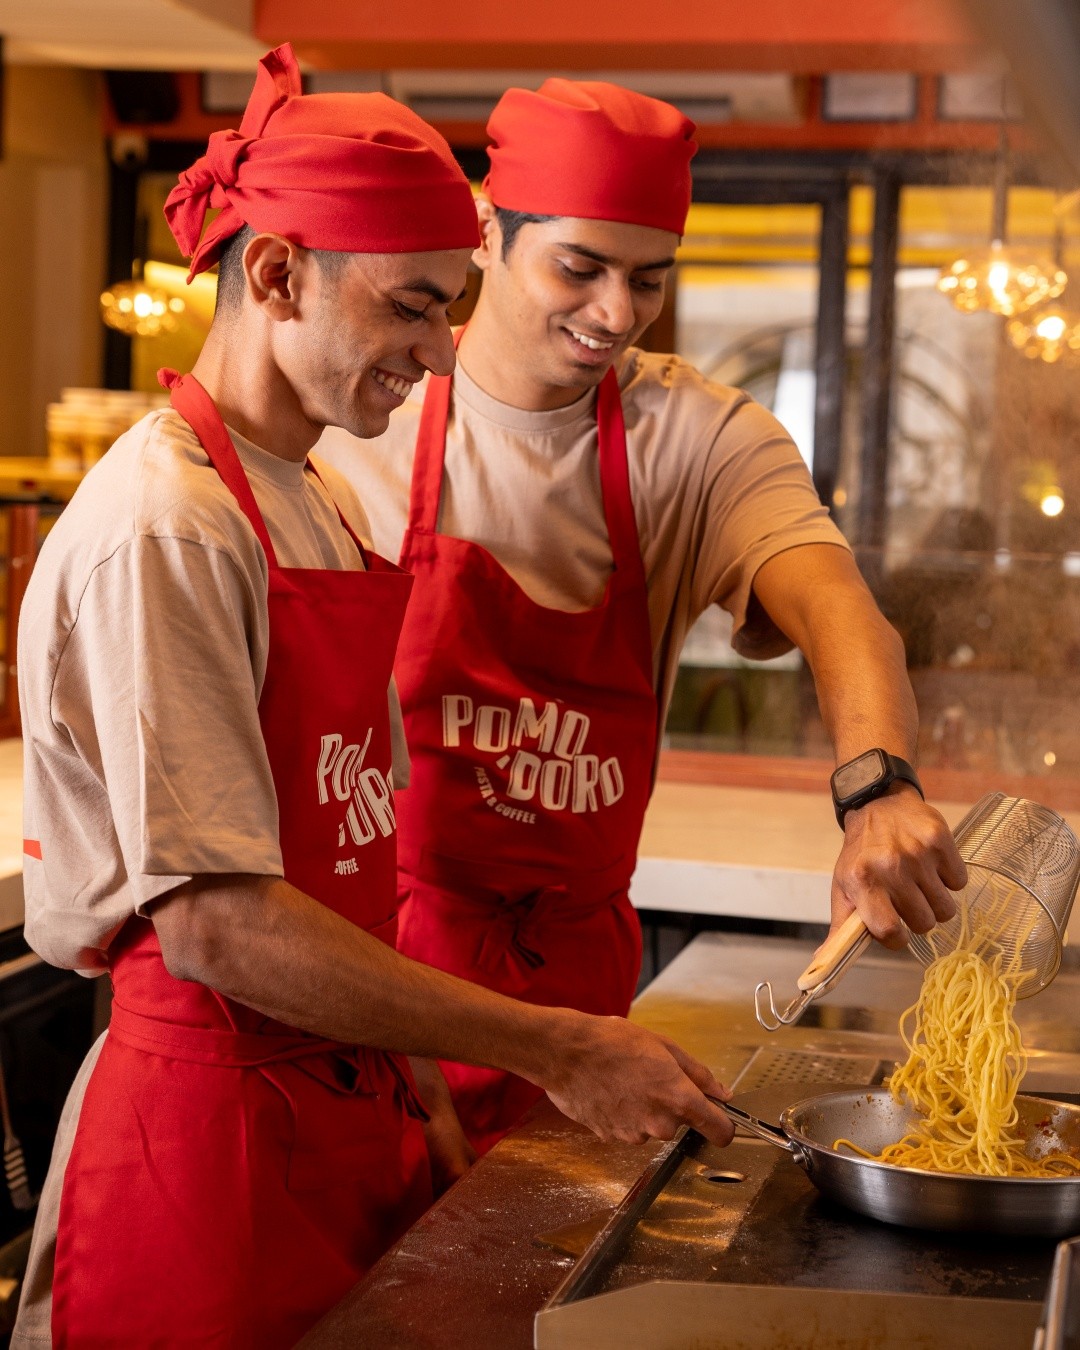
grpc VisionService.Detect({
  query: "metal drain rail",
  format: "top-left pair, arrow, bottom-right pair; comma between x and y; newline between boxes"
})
542,1126 -> 705,1312
732,1046 -> 888,1092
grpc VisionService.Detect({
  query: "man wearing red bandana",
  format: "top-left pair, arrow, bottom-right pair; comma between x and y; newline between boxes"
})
13,53 -> 735,1349
318,80 -> 968,1154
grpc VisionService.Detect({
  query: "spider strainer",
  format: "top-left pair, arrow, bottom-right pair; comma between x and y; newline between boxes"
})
755,790 -> 1080,1030
908,791 -> 1080,997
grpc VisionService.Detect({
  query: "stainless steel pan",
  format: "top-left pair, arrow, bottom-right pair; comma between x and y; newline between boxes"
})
717,1088 -> 1080,1237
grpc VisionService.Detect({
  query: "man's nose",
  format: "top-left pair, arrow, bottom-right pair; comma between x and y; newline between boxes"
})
415,314 -> 457,378
588,279 -> 635,337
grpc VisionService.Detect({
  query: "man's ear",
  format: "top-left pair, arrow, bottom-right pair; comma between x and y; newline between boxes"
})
242,233 -> 308,320
472,196 -> 501,273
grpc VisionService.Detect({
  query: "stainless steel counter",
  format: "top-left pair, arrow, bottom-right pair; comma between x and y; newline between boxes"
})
299,1105 -> 660,1348
300,933 -> 1080,1349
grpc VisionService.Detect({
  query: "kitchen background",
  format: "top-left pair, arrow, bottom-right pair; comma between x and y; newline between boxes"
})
3,3 -> 1080,807
0,0 -> 1078,1333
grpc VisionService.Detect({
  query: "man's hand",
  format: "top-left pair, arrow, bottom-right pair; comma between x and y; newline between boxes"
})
538,1013 -> 735,1147
831,784 -> 966,948
408,1057 -> 476,1196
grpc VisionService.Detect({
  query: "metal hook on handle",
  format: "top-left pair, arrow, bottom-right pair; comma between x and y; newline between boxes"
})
754,912 -> 873,1032
754,981 -> 815,1031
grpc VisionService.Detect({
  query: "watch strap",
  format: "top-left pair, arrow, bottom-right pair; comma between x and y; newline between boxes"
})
885,754 -> 923,800
832,750 -> 924,828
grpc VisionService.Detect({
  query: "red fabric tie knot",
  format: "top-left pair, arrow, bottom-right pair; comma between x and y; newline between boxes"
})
204,128 -> 254,192
163,130 -> 253,259
163,164 -> 216,261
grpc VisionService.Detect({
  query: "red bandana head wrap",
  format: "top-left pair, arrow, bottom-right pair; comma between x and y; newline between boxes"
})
484,79 -> 697,237
165,44 -> 479,281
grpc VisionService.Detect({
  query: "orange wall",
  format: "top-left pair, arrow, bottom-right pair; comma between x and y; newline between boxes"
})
0,68 -> 106,458
110,72 -> 1026,158
256,0 -> 979,71
104,2 -> 1011,156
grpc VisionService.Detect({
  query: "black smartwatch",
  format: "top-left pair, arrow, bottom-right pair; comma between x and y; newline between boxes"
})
830,748 -> 923,828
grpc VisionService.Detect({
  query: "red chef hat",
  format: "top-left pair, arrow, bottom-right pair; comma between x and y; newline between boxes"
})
165,44 -> 479,281
484,79 -> 697,236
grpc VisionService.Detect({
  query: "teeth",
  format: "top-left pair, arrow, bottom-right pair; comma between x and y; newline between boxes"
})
570,331 -> 614,352
373,370 -> 413,397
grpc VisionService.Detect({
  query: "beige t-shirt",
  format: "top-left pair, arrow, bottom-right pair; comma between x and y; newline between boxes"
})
317,347 -> 849,730
20,408 -> 406,976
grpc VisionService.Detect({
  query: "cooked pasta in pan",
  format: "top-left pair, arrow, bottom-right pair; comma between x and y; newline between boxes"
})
835,896 -> 1080,1177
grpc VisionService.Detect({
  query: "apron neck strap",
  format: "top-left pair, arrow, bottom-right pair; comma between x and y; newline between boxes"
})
594,366 -> 645,587
158,371 -> 370,568
406,330 -> 462,535
161,369 -> 279,569
306,459 -> 369,563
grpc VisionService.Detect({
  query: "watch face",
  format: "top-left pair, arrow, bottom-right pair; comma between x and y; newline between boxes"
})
833,748 -> 887,801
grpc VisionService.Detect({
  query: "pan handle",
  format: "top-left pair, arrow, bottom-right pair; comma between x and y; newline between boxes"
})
1035,1236 -> 1080,1350
709,1098 -> 795,1153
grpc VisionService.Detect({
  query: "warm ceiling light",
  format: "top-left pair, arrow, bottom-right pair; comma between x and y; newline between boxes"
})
937,242 -> 1067,317
937,128 -> 1069,318
1036,313 -> 1068,340
100,279 -> 185,337
1008,301 -> 1080,363
1041,490 -> 1065,517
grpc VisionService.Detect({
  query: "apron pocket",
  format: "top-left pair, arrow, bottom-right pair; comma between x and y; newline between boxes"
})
260,1059 -> 398,1192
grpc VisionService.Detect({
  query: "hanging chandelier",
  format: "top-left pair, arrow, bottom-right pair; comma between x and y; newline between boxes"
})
100,279 -> 186,337
1007,299 -> 1080,362
937,129 -> 1066,318
938,243 -> 1066,317
1005,214 -> 1080,362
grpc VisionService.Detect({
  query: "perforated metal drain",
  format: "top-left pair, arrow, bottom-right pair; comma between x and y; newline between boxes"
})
732,1046 -> 887,1091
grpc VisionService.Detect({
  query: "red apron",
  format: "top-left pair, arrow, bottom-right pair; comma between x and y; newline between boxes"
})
50,374 -> 429,1349
395,345 -> 658,1153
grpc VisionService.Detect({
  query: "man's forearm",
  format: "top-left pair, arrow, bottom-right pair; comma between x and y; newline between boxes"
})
152,874 -> 566,1085
806,598 -> 919,766
750,544 -> 965,943
150,873 -> 740,1151
752,545 -> 919,765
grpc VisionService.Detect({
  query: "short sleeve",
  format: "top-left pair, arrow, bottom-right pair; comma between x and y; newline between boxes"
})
688,397 -> 849,659
52,533 -> 283,912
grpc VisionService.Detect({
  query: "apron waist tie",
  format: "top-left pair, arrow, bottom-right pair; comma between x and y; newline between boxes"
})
108,1001 -> 430,1120
403,854 -> 635,979
406,850 -> 634,908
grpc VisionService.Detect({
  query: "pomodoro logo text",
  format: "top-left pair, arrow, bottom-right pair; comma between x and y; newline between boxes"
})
442,695 -> 624,820
316,730 -> 396,854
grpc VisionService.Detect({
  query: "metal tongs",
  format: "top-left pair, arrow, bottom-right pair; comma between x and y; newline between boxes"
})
754,911 -> 872,1031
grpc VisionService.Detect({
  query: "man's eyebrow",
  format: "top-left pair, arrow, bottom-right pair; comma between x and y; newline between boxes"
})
396,277 -> 465,305
558,243 -> 677,271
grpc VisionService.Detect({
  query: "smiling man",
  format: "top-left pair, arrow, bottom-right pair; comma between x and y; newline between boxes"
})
317,78 -> 966,1155
13,56 -> 736,1350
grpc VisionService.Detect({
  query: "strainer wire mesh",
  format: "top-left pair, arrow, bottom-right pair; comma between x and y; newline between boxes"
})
907,794 -> 1080,997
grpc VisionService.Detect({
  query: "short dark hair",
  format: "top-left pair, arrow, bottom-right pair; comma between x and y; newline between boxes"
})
214,225 -> 352,314
494,206 -> 559,258
215,225 -> 255,313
